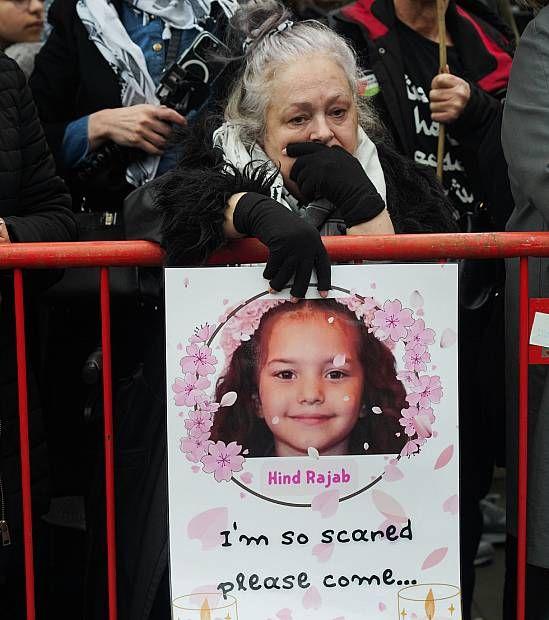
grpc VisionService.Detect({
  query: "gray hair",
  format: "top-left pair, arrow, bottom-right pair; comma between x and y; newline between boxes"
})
225,0 -> 381,147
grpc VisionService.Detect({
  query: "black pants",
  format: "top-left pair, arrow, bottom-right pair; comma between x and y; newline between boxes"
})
504,535 -> 549,620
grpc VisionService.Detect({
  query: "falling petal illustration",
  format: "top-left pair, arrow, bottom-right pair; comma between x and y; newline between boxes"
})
327,316 -> 335,324
409,290 -> 424,309
372,489 -> 408,523
177,343 -> 183,350
276,609 -> 292,620
434,445 -> 454,470
442,494 -> 459,515
243,449 -> 249,455
384,461 -> 404,482
183,277 -> 190,287
223,298 -> 229,305
220,391 -> 238,407
333,354 -> 346,367
187,507 -> 228,550
363,442 -> 370,452
343,395 -> 350,402
308,447 -> 320,459
191,465 -> 200,473
312,542 -> 335,563
302,586 -> 322,610
311,489 -> 340,518
240,472 -> 253,485
440,328 -> 457,348
240,492 -> 246,499
421,547 -> 448,570
370,282 -> 377,289
378,602 -> 387,611
372,406 -> 382,414
272,416 -> 280,424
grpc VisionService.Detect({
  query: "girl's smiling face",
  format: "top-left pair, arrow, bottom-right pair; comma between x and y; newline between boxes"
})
257,310 -> 364,457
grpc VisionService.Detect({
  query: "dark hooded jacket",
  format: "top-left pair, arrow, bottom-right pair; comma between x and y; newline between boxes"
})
0,52 -> 75,610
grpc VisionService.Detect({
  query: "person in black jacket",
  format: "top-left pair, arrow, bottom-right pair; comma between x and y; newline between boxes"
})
331,0 -> 515,229
0,51 -> 76,619
29,0 -> 236,213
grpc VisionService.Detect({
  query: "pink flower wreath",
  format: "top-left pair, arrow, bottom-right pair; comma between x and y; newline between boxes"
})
172,290 -> 443,483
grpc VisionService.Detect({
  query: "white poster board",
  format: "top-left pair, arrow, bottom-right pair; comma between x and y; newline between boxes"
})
165,264 -> 460,620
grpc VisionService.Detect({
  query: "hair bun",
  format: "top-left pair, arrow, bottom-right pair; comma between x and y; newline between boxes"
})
231,0 -> 293,54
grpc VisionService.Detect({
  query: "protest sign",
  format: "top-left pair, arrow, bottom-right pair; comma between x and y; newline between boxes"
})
165,264 -> 460,619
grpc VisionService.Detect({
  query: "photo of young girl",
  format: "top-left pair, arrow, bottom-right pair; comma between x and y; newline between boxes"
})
212,298 -> 407,457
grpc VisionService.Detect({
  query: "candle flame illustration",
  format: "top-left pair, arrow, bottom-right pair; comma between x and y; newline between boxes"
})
425,588 -> 435,620
200,598 -> 212,620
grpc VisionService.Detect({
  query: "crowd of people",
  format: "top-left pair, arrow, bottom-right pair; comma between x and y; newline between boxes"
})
0,0 -> 547,617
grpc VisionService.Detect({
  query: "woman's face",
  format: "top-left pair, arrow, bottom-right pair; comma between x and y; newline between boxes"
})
0,0 -> 43,47
257,311 -> 364,457
262,54 -> 359,199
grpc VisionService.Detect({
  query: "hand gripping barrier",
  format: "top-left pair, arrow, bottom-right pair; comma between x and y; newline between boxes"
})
2,232 -> 549,620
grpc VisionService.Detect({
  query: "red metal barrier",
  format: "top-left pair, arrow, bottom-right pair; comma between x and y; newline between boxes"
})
2,232 -> 548,620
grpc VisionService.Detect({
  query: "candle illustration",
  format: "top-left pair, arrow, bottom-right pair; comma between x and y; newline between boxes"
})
398,583 -> 461,619
200,599 -> 212,620
173,593 -> 238,620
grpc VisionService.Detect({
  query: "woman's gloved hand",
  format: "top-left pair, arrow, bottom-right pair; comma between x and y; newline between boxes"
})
286,142 -> 386,229
233,192 -> 331,299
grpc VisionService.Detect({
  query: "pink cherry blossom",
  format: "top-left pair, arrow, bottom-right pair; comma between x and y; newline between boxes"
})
200,400 -> 220,415
202,441 -> 245,482
185,409 -> 213,436
396,370 -> 417,388
406,375 -> 443,408
400,407 -> 435,439
190,323 -> 216,344
405,318 -> 435,352
180,432 -> 212,462
180,343 -> 217,376
400,439 -> 422,457
338,295 -> 376,319
172,375 -> 210,407
371,300 -> 414,342
404,348 -> 431,372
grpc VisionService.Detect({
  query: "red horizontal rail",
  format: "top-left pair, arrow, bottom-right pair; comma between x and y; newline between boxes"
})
0,232 -> 549,269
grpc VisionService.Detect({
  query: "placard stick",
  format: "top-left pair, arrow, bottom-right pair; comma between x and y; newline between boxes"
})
436,0 -> 448,181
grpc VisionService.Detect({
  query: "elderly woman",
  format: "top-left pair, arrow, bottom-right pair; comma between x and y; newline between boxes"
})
158,0 -> 456,297
119,4 -> 456,618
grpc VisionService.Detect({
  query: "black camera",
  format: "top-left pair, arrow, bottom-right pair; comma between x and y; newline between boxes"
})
74,31 -> 229,185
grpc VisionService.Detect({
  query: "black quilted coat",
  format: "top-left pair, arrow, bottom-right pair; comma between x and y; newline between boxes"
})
0,52 -> 76,614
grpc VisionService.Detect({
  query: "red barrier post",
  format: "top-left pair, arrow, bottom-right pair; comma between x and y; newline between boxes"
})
517,257 -> 529,620
100,267 -> 117,620
13,269 -> 35,620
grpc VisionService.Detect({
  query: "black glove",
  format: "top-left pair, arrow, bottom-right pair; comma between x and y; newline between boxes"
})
233,192 -> 331,298
287,142 -> 386,229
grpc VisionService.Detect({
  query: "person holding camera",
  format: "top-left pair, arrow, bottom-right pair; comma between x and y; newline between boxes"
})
30,0 -> 237,210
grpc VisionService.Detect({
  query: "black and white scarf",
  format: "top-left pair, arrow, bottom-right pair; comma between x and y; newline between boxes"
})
76,0 -> 238,186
